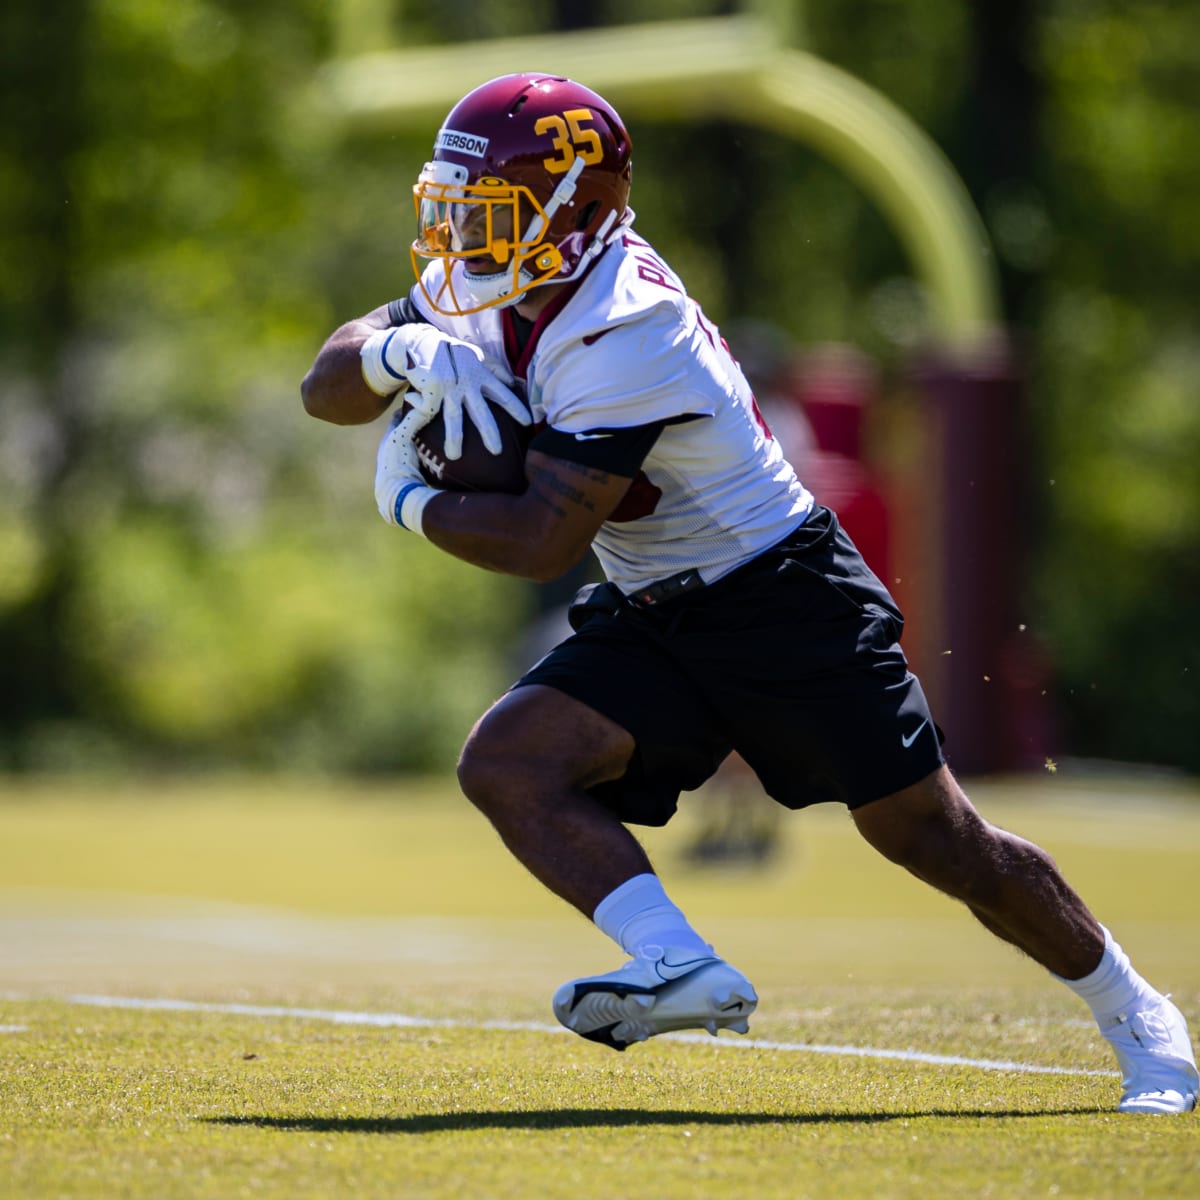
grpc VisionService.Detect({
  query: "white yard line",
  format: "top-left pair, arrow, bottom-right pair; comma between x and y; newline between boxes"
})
63,993 -> 1118,1078
0,1024 -> 28,1033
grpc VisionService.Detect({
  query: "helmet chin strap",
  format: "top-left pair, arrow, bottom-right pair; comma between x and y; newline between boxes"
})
531,154 -> 586,237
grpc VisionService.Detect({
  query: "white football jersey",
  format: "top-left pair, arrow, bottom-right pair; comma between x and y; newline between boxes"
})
410,229 -> 813,594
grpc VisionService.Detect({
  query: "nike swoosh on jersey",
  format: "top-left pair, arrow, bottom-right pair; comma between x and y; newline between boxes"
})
573,430 -> 616,441
582,325 -> 623,346
901,719 -> 929,749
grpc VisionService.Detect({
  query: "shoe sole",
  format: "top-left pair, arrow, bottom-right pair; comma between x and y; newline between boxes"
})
553,961 -> 758,1051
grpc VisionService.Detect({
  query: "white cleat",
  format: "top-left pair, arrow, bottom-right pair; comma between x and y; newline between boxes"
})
1101,994 -> 1199,1114
552,945 -> 758,1051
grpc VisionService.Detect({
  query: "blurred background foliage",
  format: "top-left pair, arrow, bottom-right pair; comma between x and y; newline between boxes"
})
1,0 -> 1197,774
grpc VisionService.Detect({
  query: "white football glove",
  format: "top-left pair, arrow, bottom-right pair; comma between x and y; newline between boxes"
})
360,324 -> 529,461
374,406 -> 438,536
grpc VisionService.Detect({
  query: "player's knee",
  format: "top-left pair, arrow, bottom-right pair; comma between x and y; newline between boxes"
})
456,711 -> 563,814
456,720 -> 521,811
932,824 -> 1005,906
867,809 -> 960,873
457,685 -> 636,816
884,813 -> 1032,907
856,783 -> 1007,904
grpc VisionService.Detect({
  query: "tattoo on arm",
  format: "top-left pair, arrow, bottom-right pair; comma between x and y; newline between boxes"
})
529,463 -> 614,520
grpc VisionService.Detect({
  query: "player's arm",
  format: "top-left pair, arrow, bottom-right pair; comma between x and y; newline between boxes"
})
301,302 -> 396,426
377,420 -> 666,583
422,449 -> 634,582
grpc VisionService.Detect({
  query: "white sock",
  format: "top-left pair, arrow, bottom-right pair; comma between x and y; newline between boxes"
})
1057,926 -> 1159,1021
592,873 -> 713,958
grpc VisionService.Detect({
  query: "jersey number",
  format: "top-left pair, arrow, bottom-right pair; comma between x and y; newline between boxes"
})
535,108 -> 603,175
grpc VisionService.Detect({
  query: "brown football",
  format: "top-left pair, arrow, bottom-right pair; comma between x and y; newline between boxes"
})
407,396 -> 532,495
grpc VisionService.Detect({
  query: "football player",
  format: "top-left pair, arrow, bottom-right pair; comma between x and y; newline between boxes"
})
302,74 -> 1197,1113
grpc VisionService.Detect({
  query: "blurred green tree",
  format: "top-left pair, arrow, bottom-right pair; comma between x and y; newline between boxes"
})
1031,4 -> 1200,766
0,0 -> 528,771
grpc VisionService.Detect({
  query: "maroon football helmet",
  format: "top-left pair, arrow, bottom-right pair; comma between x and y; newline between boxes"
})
410,74 -> 633,315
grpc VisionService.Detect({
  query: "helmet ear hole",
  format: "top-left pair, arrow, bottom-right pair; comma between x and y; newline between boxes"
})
575,200 -> 600,231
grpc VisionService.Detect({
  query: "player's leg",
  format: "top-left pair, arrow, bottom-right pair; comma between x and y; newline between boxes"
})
852,765 -> 1198,1113
850,763 -> 1101,976
457,683 -> 649,914
457,621 -> 756,1050
703,507 -> 1196,1112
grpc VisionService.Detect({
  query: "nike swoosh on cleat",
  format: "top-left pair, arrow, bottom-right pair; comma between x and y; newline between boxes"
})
901,719 -> 928,749
652,956 -> 716,983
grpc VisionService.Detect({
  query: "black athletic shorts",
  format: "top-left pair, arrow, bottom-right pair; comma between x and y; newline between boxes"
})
513,507 -> 945,826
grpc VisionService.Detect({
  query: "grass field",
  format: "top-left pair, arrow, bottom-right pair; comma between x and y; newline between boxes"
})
1,771 -> 1198,1198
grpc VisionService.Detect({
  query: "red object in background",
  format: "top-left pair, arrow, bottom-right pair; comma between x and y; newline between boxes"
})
788,346 -> 892,585
916,342 -> 1057,774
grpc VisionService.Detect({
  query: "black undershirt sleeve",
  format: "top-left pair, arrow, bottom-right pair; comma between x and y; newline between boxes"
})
387,294 -> 425,326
